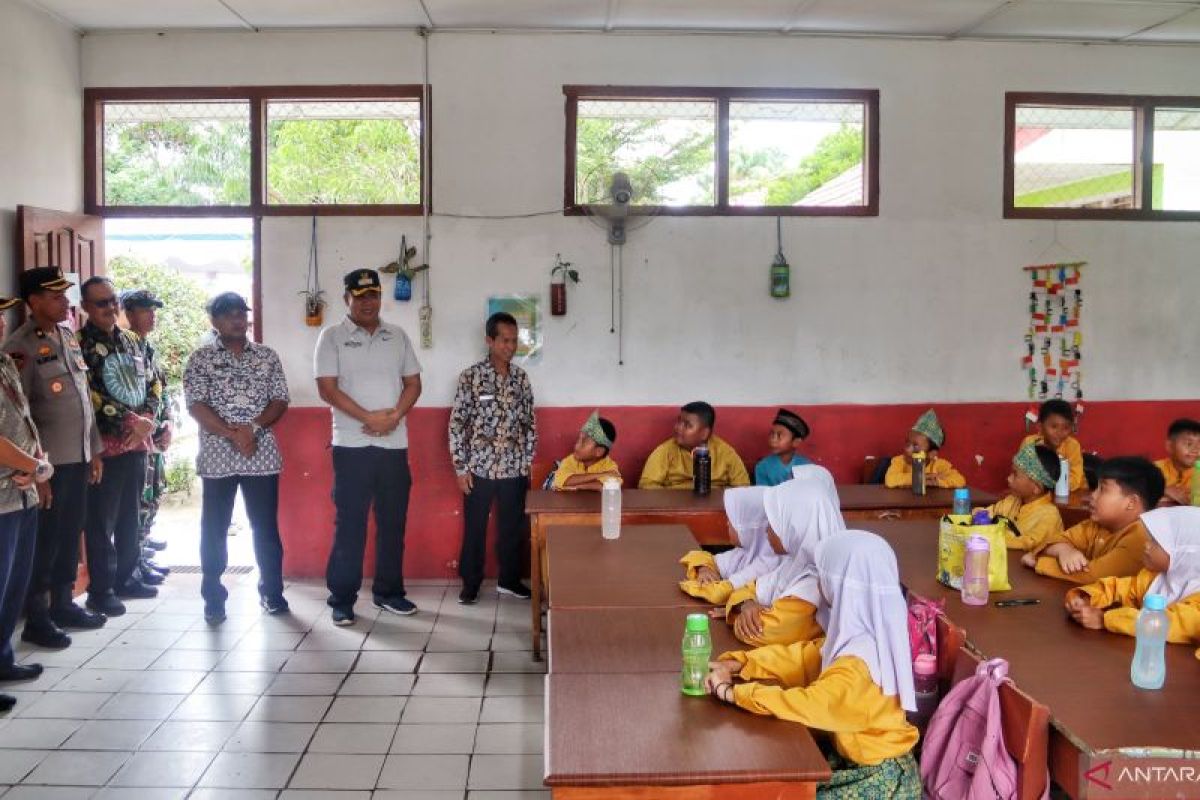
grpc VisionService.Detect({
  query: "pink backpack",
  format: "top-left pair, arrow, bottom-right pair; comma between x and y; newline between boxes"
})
920,658 -> 1021,800
908,594 -> 944,661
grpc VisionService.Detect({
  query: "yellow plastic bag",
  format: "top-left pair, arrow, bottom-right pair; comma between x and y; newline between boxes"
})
937,514 -> 1011,592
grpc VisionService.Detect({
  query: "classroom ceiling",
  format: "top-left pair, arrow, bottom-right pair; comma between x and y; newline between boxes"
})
31,0 -> 1200,43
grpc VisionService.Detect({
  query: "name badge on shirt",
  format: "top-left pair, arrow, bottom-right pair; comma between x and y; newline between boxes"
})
343,341 -> 363,349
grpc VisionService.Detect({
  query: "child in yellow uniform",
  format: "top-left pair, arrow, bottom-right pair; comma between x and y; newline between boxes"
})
706,530 -> 920,798
549,411 -> 620,491
637,401 -> 750,490
981,442 -> 1065,551
1022,398 -> 1086,492
724,466 -> 845,646
1156,418 -> 1200,506
1026,456 -> 1164,584
884,409 -> 965,489
680,486 -> 778,605
1066,506 -> 1200,642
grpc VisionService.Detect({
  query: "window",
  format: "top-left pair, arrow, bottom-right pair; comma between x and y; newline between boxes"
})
1005,93 -> 1200,220
564,87 -> 879,216
86,86 -> 428,216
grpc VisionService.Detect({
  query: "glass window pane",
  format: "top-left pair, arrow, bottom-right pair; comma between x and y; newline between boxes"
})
266,100 -> 422,205
1013,105 -> 1137,209
103,101 -> 251,206
1152,108 -> 1200,212
729,101 -> 865,207
575,99 -> 716,206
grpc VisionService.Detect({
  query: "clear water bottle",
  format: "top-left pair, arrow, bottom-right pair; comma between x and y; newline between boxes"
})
681,613 -> 712,696
1131,593 -> 1168,690
693,446 -> 712,496
1055,455 -> 1071,500
601,477 -> 621,540
911,451 -> 926,496
952,488 -> 971,516
961,535 -> 990,606
909,653 -> 939,731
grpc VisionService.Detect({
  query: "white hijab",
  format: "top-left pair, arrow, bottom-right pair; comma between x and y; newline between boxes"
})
754,468 -> 846,606
815,530 -> 916,712
714,486 -> 781,588
1143,507 -> 1200,604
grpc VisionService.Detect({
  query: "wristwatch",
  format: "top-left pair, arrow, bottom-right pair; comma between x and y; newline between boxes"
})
34,459 -> 54,483
250,421 -> 264,436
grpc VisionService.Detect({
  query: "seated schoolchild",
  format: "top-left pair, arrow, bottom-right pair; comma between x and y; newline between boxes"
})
883,409 -> 965,489
549,411 -> 620,491
679,486 -> 779,605
754,408 -> 812,487
637,401 -> 750,490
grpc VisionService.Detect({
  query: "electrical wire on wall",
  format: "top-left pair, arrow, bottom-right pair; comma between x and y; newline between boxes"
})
418,27 -> 434,349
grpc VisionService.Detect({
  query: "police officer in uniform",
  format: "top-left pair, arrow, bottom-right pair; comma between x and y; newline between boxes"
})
3,267 -> 106,648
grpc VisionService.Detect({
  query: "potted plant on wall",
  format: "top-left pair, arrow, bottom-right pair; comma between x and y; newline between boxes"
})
550,253 -> 579,316
302,216 -> 325,326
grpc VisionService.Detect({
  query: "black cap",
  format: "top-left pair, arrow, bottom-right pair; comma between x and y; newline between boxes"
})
344,268 -> 382,296
19,267 -> 73,300
774,409 -> 810,440
120,289 -> 164,310
206,292 -> 251,317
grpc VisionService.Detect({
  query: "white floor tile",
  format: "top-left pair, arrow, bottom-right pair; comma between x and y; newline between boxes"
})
323,696 -> 406,724
467,755 -> 545,791
197,751 -> 301,789
377,754 -> 468,791
308,723 -> 397,754
140,720 -> 239,751
245,695 -> 333,723
389,724 -> 475,754
0,750 -> 48,784
21,750 -> 129,786
288,753 -> 384,790
108,750 -> 215,787
399,698 -> 480,725
0,719 -> 80,748
338,674 -> 415,696
61,719 -> 160,750
223,722 -> 318,753
169,692 -> 258,722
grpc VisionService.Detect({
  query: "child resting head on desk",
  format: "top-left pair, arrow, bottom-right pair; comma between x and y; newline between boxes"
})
723,467 -> 845,647
1022,398 -> 1086,492
547,411 -> 620,491
706,530 -> 920,797
1156,417 -> 1200,506
636,401 -> 751,490
754,408 -> 812,487
1024,456 -> 1165,584
883,408 -> 966,489
979,442 -> 1065,552
1066,506 -> 1200,642
679,486 -> 779,605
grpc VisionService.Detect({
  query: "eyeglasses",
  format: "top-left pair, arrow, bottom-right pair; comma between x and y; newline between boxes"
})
89,297 -> 119,309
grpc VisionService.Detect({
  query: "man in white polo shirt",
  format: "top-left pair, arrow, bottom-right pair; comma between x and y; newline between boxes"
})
315,269 -> 422,626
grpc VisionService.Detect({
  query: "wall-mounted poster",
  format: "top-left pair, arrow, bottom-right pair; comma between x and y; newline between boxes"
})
487,294 -> 542,365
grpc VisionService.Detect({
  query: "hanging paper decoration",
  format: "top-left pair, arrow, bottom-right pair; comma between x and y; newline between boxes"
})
1022,262 -> 1085,428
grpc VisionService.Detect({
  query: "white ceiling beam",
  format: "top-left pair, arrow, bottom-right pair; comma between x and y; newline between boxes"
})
418,0 -> 435,28
780,0 -> 821,33
215,0 -> 258,31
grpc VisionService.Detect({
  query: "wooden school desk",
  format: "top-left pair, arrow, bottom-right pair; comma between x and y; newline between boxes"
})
1054,489 -> 1093,528
864,520 -> 1200,799
548,606 -> 740,674
837,484 -> 998,522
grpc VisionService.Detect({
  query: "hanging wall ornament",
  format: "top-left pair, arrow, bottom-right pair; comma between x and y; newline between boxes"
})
1021,261 -> 1086,419
301,216 -> 326,327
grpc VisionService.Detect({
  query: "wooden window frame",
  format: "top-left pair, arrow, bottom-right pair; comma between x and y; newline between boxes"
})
84,85 -> 431,218
563,85 -> 880,217
1004,91 -> 1200,221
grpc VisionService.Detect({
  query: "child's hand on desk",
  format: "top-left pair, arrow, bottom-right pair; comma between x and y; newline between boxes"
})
1021,552 -> 1037,569
695,566 -> 720,585
733,601 -> 765,641
704,662 -> 737,702
1065,594 -> 1104,629
1056,547 -> 1089,575
707,607 -> 726,620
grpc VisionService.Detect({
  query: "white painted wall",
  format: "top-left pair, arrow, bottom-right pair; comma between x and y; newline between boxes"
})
0,0 -> 82,292
82,30 -> 1200,407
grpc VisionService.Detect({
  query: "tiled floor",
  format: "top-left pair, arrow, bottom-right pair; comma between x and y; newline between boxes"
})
0,574 -> 549,799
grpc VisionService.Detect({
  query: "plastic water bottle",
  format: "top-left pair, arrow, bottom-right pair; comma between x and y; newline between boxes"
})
1131,593 -> 1169,690
1055,455 -> 1071,500
681,613 -> 712,696
601,477 -> 621,540
909,653 -> 939,731
952,488 -> 971,516
692,446 -> 712,496
911,451 -> 926,496
961,535 -> 990,606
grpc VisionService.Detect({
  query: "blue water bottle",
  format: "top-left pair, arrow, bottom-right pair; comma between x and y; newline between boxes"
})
1131,594 -> 1168,690
952,488 -> 971,516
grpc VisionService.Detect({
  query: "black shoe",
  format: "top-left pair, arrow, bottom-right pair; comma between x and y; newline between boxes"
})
259,595 -> 290,615
136,567 -> 165,586
0,663 -> 43,681
86,592 -> 126,617
374,596 -> 417,616
145,536 -> 167,551
0,693 -> 14,711
204,604 -> 226,625
497,581 -> 532,600
330,607 -> 355,627
458,585 -> 480,605
50,602 -> 107,630
142,559 -> 169,577
21,622 -> 71,649
116,580 -> 158,600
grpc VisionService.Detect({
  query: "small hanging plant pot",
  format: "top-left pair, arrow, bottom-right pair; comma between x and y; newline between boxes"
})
303,217 -> 326,326
302,291 -> 326,327
550,254 -> 579,316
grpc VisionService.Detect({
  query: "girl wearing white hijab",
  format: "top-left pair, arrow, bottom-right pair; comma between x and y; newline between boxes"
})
724,467 -> 845,646
706,530 -> 920,798
1067,506 -> 1200,642
680,486 -> 779,605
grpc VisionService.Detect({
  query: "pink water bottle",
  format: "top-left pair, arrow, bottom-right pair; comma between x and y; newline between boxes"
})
909,653 -> 939,731
961,535 -> 990,606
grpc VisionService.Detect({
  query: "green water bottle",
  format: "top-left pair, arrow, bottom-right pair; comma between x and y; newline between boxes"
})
769,216 -> 790,299
681,613 -> 712,696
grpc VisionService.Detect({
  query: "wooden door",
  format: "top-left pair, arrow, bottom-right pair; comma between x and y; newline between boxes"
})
16,205 -> 105,324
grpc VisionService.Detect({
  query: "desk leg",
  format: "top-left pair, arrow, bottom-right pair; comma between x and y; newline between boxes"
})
531,516 -> 544,661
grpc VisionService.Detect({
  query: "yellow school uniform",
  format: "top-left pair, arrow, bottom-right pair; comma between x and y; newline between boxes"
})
678,550 -> 735,604
724,640 -> 919,767
637,434 -> 750,490
986,492 -> 1064,551
883,455 -> 965,489
1033,519 -> 1148,584
1070,570 -> 1200,643
723,581 -> 824,646
550,454 -> 621,490
1155,458 -> 1195,491
1022,433 -> 1085,492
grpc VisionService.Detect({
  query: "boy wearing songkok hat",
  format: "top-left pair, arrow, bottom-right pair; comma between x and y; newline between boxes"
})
549,411 -> 621,491
754,409 -> 812,487
883,409 -> 965,489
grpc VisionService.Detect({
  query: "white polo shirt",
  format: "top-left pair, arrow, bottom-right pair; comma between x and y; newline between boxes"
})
314,317 -> 422,449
